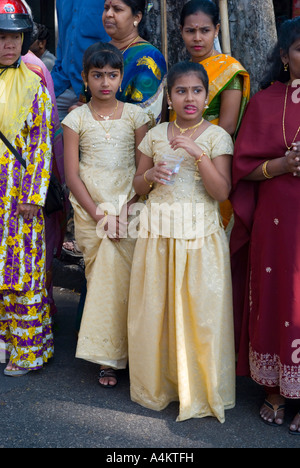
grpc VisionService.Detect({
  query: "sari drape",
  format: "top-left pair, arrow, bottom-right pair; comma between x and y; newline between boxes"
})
230,81 -> 300,398
201,54 -> 250,134
202,54 -> 250,229
117,40 -> 167,126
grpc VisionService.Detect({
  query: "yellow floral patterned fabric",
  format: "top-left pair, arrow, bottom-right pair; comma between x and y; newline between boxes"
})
0,84 -> 53,292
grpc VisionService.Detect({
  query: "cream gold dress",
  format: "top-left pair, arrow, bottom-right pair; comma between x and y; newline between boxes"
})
128,123 -> 236,422
62,103 -> 149,369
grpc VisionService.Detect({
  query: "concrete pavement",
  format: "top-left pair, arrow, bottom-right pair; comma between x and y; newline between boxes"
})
0,287 -> 299,449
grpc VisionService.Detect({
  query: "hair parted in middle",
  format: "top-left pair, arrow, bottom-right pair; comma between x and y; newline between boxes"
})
167,61 -> 209,96
83,41 -> 124,77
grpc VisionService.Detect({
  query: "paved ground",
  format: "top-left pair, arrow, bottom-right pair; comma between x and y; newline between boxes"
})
0,287 -> 299,450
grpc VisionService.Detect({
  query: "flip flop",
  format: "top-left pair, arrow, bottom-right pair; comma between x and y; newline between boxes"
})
62,240 -> 83,258
289,411 -> 300,435
99,368 -> 118,389
261,399 -> 285,427
4,368 -> 31,377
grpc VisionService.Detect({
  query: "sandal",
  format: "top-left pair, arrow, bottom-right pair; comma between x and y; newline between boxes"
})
289,411 -> 300,435
62,240 -> 83,258
4,365 -> 31,377
260,399 -> 286,427
99,368 -> 118,389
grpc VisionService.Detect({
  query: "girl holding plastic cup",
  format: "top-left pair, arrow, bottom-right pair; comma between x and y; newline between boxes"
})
127,61 -> 235,423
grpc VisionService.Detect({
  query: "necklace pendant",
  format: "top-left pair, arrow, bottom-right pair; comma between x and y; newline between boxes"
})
103,116 -> 110,121
105,133 -> 111,141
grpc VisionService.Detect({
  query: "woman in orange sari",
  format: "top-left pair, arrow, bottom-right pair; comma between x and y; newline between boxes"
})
178,0 -> 250,228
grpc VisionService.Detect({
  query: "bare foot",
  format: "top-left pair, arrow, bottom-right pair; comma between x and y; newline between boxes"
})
289,411 -> 300,434
5,361 -> 20,372
99,367 -> 118,388
260,394 -> 286,426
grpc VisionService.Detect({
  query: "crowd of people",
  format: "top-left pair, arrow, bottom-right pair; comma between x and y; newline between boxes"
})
0,0 -> 299,435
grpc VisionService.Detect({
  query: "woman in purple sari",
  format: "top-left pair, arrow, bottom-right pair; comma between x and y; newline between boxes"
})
230,17 -> 300,434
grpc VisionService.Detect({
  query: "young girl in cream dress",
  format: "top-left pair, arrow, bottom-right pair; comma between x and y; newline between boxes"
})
128,61 -> 235,422
62,42 -> 149,388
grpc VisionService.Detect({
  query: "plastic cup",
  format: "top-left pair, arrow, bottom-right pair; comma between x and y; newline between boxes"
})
161,154 -> 184,185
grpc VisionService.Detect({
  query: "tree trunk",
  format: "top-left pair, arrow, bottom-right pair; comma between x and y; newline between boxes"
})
145,0 -> 189,67
227,0 -> 278,94
145,0 -> 278,95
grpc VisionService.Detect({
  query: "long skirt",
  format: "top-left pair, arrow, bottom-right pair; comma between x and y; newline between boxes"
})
0,288 -> 53,369
128,229 -> 236,423
248,177 -> 300,398
74,204 -> 136,369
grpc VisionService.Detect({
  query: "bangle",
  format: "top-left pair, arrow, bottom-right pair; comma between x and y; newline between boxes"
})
262,160 -> 273,179
99,210 -> 108,229
195,151 -> 207,165
144,170 -> 154,188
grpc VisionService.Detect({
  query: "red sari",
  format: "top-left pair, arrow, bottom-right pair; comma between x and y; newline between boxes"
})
230,81 -> 300,398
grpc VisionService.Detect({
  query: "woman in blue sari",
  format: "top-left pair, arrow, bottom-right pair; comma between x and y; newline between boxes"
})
103,0 -> 167,124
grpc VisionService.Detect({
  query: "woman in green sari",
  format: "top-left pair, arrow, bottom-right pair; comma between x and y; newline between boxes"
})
176,0 -> 250,229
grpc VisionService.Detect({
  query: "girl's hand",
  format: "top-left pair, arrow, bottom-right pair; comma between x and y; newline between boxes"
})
15,203 -> 40,220
145,161 -> 172,185
103,215 -> 128,242
285,143 -> 300,176
169,134 -> 204,160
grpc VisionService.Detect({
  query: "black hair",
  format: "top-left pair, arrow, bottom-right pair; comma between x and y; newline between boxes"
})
83,42 -> 124,77
167,61 -> 209,95
32,22 -> 49,44
120,0 -> 149,41
261,16 -> 300,89
180,0 -> 220,28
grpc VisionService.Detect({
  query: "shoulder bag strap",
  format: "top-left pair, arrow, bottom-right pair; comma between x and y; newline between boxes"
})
0,129 -> 27,170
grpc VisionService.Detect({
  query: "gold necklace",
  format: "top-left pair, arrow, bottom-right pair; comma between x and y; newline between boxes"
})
90,98 -> 118,121
89,100 -> 119,141
174,118 -> 204,135
172,120 -> 203,140
121,35 -> 140,55
283,85 -> 300,150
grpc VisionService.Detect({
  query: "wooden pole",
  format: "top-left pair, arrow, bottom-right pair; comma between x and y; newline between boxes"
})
219,0 -> 231,55
161,0 -> 168,65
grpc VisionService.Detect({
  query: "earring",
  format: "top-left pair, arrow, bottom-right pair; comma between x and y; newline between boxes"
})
284,63 -> 289,72
133,20 -> 138,27
84,83 -> 88,93
166,91 -> 173,110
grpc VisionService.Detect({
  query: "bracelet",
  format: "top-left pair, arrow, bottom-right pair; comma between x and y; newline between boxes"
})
195,151 -> 207,165
262,160 -> 273,179
99,210 -> 108,229
144,170 -> 154,188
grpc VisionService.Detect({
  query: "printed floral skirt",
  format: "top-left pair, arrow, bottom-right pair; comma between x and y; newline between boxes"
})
0,288 -> 54,370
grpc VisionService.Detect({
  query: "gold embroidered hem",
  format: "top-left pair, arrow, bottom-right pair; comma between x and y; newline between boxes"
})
128,231 -> 236,423
250,345 -> 300,399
